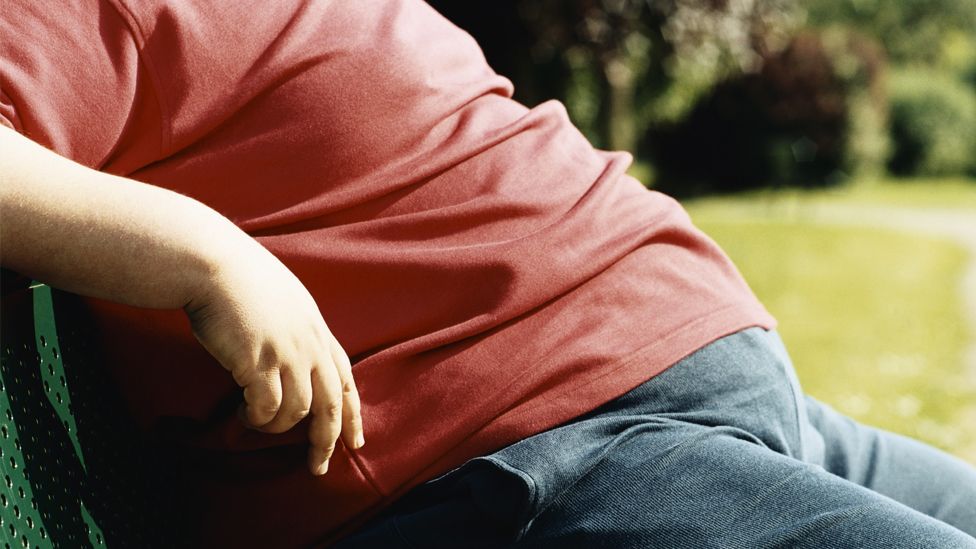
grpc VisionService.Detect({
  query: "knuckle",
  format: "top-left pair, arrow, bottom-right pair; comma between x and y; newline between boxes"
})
266,398 -> 283,413
331,346 -> 352,369
309,424 -> 338,447
254,403 -> 280,418
342,388 -> 361,413
262,386 -> 284,407
247,382 -> 282,405
291,408 -> 311,422
231,366 -> 252,386
258,342 -> 282,364
318,444 -> 336,461
323,400 -> 342,419
233,357 -> 265,384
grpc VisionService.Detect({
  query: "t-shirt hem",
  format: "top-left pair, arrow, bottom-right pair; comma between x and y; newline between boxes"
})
362,300 -> 776,499
501,301 -> 777,430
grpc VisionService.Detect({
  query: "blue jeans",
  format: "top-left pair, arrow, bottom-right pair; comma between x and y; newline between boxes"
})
335,328 -> 976,548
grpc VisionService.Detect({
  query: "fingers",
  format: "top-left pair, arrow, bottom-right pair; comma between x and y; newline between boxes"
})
332,344 -> 365,451
237,336 -> 365,477
307,363 -> 344,475
256,365 -> 314,434
241,371 -> 283,428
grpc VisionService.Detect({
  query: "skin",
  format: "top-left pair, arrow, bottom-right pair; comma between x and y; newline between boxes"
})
0,125 -> 364,475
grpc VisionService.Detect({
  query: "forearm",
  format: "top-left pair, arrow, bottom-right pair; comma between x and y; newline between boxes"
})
0,125 -> 254,309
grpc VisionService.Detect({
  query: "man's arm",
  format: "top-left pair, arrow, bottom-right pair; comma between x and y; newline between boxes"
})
0,126 -> 363,475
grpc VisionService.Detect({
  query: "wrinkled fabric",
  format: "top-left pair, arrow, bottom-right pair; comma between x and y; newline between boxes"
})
338,328 -> 976,548
2,1 -> 774,544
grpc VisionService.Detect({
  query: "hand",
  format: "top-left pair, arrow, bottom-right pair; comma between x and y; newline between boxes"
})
184,240 -> 364,476
0,127 -> 363,475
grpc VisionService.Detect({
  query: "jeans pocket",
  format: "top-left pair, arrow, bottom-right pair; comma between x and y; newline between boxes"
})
388,459 -> 534,548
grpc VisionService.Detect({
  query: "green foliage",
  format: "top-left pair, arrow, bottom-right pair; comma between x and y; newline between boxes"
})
841,92 -> 890,178
513,0 -> 804,151
638,0 -> 804,125
805,0 -> 976,66
939,30 -> 976,86
887,69 -> 976,176
433,0 -> 974,188
819,29 -> 890,179
646,31 -> 852,195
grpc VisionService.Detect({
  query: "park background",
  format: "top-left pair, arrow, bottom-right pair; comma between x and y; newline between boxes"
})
427,0 -> 976,463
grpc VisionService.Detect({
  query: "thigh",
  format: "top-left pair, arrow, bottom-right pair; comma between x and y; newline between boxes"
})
336,422 -> 976,549
805,396 -> 976,536
514,426 -> 976,549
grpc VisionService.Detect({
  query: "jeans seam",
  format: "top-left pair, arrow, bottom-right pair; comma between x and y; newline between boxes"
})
769,334 -> 808,462
389,515 -> 422,549
475,456 -> 541,541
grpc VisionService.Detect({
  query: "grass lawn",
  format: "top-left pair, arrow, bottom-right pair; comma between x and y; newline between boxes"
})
682,180 -> 976,463
682,177 -> 976,211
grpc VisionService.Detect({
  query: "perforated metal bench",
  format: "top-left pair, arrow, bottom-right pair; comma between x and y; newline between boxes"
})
1,279 -> 176,548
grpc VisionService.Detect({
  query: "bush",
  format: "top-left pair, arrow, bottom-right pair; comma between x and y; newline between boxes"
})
821,29 -> 890,179
644,31 -> 849,196
888,70 -> 976,176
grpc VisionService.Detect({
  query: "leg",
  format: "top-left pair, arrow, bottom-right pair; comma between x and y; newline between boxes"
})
337,419 -> 976,549
805,396 -> 976,536
336,328 -> 976,548
514,425 -> 976,549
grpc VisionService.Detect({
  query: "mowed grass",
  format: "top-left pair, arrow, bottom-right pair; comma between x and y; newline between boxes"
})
682,182 -> 976,463
680,177 -> 976,211
800,177 -> 976,210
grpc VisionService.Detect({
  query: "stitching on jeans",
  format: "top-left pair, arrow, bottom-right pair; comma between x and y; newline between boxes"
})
493,419 -> 702,526
650,424 -> 768,474
771,338 -> 808,461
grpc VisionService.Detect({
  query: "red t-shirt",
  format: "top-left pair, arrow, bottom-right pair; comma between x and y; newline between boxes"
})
2,0 -> 775,545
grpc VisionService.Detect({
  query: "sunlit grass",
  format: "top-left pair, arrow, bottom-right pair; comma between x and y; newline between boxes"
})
817,178 -> 976,209
682,181 -> 976,462
683,177 -> 976,210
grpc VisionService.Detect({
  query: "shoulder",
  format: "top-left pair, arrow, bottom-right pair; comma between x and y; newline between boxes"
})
1,0 -> 145,168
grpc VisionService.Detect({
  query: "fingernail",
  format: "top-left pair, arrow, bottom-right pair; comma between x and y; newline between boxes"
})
355,434 -> 365,449
316,460 -> 329,476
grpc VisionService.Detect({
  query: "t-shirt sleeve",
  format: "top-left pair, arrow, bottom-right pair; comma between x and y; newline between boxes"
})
0,1 -> 145,168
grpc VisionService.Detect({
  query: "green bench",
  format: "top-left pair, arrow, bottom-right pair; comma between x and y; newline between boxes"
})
1,280 -> 177,548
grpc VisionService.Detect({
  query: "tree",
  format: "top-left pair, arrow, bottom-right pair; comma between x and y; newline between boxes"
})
804,0 -> 976,67
428,0 -> 804,154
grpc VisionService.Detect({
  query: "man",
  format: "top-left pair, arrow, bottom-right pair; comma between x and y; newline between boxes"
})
2,0 -> 974,546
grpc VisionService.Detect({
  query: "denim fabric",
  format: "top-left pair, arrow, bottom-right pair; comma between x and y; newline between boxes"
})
336,328 -> 976,548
